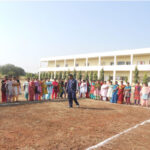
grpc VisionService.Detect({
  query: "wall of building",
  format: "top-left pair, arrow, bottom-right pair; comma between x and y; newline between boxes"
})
48,61 -> 55,67
88,57 -> 98,66
76,59 -> 86,67
133,54 -> 150,65
66,60 -> 74,67
101,57 -> 114,66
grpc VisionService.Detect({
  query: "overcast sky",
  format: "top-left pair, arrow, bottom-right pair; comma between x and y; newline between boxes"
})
0,1 -> 150,72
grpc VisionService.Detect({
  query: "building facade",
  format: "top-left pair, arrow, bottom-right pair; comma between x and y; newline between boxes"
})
39,48 -> 150,84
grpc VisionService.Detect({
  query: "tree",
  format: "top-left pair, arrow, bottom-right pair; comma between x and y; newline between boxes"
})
89,71 -> 93,81
125,76 -> 128,83
0,64 -> 25,77
134,66 -> 139,83
84,72 -> 89,80
77,71 -> 82,81
66,70 -> 70,80
63,71 -> 66,80
143,73 -> 148,84
55,72 -> 58,80
58,72 -> 62,80
100,68 -> 104,81
52,72 -> 54,79
93,72 -> 98,81
48,72 -> 51,79
73,69 -> 77,79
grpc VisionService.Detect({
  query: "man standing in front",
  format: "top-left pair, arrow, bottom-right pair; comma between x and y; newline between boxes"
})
67,74 -> 79,108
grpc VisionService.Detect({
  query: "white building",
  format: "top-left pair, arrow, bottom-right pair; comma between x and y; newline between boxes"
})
39,48 -> 150,84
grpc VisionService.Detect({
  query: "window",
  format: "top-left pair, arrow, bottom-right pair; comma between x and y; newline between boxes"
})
137,61 -> 145,65
126,61 -> 131,65
65,64 -> 68,67
110,62 -> 114,66
56,65 -> 60,67
76,64 -> 79,67
117,61 -> 125,65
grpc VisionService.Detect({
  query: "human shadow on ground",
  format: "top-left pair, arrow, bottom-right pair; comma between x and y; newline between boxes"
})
75,106 -> 114,111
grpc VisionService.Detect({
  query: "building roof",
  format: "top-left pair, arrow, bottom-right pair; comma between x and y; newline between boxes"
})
40,48 -> 150,61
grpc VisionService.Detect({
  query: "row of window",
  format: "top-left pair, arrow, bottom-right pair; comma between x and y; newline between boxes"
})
55,61 -> 150,67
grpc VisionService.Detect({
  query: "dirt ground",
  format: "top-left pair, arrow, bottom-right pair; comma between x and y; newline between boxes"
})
0,99 -> 150,150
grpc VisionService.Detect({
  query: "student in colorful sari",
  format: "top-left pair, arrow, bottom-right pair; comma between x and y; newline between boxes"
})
101,81 -> 109,101
110,81 -> 119,103
80,80 -> 87,98
23,78 -> 30,101
90,81 -> 95,99
34,79 -> 40,101
29,79 -> 35,101
38,80 -> 43,100
140,83 -> 150,107
117,81 -> 125,104
134,82 -> 141,105
107,81 -> 113,101
52,79 -> 59,99
42,79 -> 48,100
12,77 -> 19,102
124,82 -> 131,105
95,81 -> 101,100
59,80 -> 64,99
86,80 -> 90,98
6,76 -> 13,102
46,79 -> 53,100
1,76 -> 7,103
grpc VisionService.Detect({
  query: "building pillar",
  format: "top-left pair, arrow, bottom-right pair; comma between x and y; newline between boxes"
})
55,60 -> 56,67
99,56 -> 101,66
129,70 -> 133,85
54,71 -> 56,78
74,58 -> 76,68
39,71 -> 41,80
131,54 -> 133,65
113,70 -> 116,84
98,70 -> 100,79
64,59 -> 66,67
86,57 -> 88,67
114,55 -> 116,66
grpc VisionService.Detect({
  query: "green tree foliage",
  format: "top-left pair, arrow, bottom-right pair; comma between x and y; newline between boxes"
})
93,72 -> 98,81
77,71 -> 82,81
84,72 -> 89,80
125,76 -> 128,83
58,72 -> 62,80
55,72 -> 58,80
73,69 -> 77,79
52,72 -> 54,79
0,64 -> 25,77
63,71 -> 66,80
143,73 -> 148,84
100,68 -> 104,81
134,66 -> 139,83
89,71 -> 93,81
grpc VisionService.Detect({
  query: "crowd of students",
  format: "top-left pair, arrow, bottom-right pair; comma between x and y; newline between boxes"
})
1,75 -> 150,107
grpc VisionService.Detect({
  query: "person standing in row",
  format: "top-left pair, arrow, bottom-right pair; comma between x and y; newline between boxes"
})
107,81 -> 113,101
6,76 -> 13,102
101,81 -> 109,101
23,78 -> 30,101
1,76 -> 8,103
66,74 -> 79,108
110,81 -> 119,103
134,82 -> 141,105
12,77 -> 19,102
117,81 -> 125,104
46,79 -> 53,100
124,82 -> 131,105
34,79 -> 40,101
141,83 -> 150,107
29,78 -> 35,101
52,79 -> 59,99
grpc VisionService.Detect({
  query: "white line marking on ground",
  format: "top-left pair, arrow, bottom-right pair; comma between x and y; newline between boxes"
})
86,119 -> 150,150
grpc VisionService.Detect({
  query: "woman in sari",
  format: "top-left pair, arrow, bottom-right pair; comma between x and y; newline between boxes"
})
141,83 -> 150,107
52,79 -> 59,99
42,79 -> 48,100
124,82 -> 131,105
90,81 -> 95,99
117,81 -> 125,104
95,81 -> 101,100
86,80 -> 90,98
101,81 -> 109,101
107,81 -> 113,101
12,77 -> 19,102
34,79 -> 40,101
29,79 -> 35,101
46,79 -> 53,100
134,82 -> 141,105
110,81 -> 119,103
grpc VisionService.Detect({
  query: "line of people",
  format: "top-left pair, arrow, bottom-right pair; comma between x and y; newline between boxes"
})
1,76 -> 150,108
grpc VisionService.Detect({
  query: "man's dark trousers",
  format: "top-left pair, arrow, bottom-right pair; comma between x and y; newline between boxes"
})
68,90 -> 79,107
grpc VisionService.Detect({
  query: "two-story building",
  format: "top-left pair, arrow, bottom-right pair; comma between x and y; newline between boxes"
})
39,48 -> 150,84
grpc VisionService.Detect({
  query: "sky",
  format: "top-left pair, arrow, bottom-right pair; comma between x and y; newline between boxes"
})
0,1 -> 150,73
